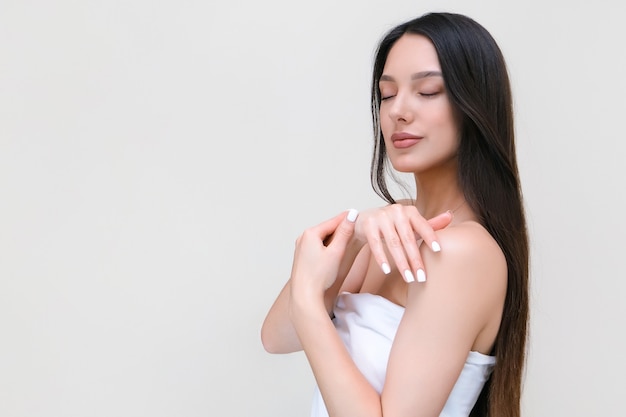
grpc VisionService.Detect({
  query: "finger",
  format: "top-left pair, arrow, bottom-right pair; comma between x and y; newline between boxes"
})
321,209 -> 358,246
377,209 -> 416,283
413,210 -> 451,253
385,205 -> 425,283
362,215 -> 393,276
309,212 -> 346,244
327,209 -> 358,252
427,210 -> 453,231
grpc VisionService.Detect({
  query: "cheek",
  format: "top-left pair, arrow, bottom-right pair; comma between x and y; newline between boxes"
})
433,106 -> 459,137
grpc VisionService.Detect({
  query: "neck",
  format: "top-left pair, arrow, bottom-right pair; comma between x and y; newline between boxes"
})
412,159 -> 466,219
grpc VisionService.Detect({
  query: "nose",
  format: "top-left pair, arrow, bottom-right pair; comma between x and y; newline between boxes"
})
388,92 -> 414,124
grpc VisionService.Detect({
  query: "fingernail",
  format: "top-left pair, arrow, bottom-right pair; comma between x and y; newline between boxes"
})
381,262 -> 391,274
432,241 -> 441,252
404,270 -> 415,283
416,269 -> 426,283
347,209 -> 359,223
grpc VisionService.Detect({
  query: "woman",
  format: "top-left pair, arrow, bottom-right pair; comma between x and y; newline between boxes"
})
261,12 -> 528,417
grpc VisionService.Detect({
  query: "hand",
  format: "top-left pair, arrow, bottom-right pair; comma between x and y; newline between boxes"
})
289,209 -> 359,296
354,204 -> 452,283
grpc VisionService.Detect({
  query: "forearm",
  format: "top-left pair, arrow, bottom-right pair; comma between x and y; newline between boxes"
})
261,239 -> 365,354
291,291 -> 381,417
261,281 -> 350,353
261,280 -> 302,353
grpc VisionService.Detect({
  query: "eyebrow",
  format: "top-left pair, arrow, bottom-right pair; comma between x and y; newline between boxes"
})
379,71 -> 443,82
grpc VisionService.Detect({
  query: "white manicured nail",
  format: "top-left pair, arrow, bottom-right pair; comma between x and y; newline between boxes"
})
347,209 -> 359,223
381,262 -> 391,274
432,241 -> 441,252
404,270 -> 415,283
416,269 -> 426,283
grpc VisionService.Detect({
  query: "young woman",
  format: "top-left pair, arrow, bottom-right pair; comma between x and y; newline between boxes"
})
261,12 -> 529,417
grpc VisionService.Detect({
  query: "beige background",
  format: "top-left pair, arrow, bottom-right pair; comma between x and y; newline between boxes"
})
1,0 -> 624,415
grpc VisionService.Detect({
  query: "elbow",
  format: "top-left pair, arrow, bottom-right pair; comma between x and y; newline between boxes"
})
260,323 -> 280,354
260,329 -> 275,354
260,323 -> 299,354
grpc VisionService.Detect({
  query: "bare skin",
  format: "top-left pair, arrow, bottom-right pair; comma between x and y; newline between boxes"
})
260,209 -> 452,354
261,34 -> 508,416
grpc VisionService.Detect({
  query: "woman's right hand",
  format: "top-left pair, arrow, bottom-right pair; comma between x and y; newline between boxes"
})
354,204 -> 452,283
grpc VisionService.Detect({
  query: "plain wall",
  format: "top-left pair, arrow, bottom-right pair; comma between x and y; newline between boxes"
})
1,0 -> 624,416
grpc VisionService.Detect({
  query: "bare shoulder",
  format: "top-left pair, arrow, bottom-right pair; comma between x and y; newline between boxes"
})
430,221 -> 505,268
416,221 -> 507,300
386,222 -> 508,406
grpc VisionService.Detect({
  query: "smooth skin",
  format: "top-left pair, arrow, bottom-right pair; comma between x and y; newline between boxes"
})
261,34 -> 507,416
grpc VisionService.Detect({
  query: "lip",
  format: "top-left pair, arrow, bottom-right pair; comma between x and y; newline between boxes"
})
391,132 -> 423,149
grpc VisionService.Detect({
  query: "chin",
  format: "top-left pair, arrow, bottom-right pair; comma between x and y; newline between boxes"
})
388,156 -> 422,173
389,162 -> 420,174
389,153 -> 458,176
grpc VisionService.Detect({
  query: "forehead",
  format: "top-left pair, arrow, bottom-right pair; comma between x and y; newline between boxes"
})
382,34 -> 441,75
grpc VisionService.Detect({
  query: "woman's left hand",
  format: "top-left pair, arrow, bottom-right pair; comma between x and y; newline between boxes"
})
289,209 -> 359,298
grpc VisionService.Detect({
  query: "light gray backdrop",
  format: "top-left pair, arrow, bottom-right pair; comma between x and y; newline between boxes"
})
1,0 -> 624,416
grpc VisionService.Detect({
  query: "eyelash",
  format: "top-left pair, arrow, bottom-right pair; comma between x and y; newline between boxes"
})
380,92 -> 438,101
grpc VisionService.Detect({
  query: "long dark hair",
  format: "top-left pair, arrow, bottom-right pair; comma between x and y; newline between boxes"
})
370,12 -> 529,417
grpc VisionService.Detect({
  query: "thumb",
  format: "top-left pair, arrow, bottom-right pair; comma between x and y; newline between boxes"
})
328,209 -> 358,251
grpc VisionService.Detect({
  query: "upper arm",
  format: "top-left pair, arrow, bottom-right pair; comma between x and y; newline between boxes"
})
381,224 -> 507,416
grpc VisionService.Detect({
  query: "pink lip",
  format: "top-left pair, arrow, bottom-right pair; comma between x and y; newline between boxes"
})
391,132 -> 423,149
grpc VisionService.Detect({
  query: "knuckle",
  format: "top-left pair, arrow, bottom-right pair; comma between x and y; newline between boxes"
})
387,236 -> 402,248
367,235 -> 384,251
401,230 -> 415,243
368,236 -> 383,251
366,228 -> 380,242
338,224 -> 354,238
